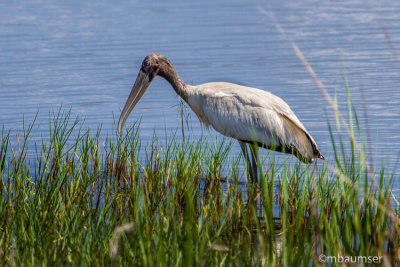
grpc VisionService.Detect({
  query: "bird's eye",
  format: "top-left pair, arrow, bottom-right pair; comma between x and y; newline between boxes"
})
143,61 -> 149,68
141,60 -> 151,73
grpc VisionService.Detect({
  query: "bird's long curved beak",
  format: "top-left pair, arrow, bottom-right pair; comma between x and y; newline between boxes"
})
117,70 -> 151,133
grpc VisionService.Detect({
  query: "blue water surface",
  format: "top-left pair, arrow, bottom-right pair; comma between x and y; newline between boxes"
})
1,0 -> 399,191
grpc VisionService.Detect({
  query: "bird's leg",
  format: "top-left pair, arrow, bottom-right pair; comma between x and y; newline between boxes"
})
239,141 -> 254,184
249,143 -> 259,184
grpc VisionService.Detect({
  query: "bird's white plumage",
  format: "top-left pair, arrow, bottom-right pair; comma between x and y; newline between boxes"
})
186,82 -> 319,162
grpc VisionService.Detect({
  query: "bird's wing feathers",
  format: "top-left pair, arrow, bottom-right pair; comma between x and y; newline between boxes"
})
188,82 -> 321,162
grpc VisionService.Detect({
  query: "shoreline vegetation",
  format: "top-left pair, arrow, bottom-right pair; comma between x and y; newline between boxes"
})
0,88 -> 399,266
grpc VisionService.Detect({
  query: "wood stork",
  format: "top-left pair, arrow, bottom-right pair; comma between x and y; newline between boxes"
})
118,53 -> 324,184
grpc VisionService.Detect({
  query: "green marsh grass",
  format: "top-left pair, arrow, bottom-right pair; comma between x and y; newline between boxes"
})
0,95 -> 399,266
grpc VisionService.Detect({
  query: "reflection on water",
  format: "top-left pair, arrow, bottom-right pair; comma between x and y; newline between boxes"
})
0,0 -> 399,189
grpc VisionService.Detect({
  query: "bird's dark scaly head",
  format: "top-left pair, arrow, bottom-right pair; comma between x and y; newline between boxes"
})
140,53 -> 173,82
118,53 -> 172,133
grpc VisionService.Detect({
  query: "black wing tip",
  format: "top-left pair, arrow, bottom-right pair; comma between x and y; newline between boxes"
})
309,153 -> 325,163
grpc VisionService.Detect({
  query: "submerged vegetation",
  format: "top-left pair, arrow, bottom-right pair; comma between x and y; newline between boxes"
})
0,93 -> 399,266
